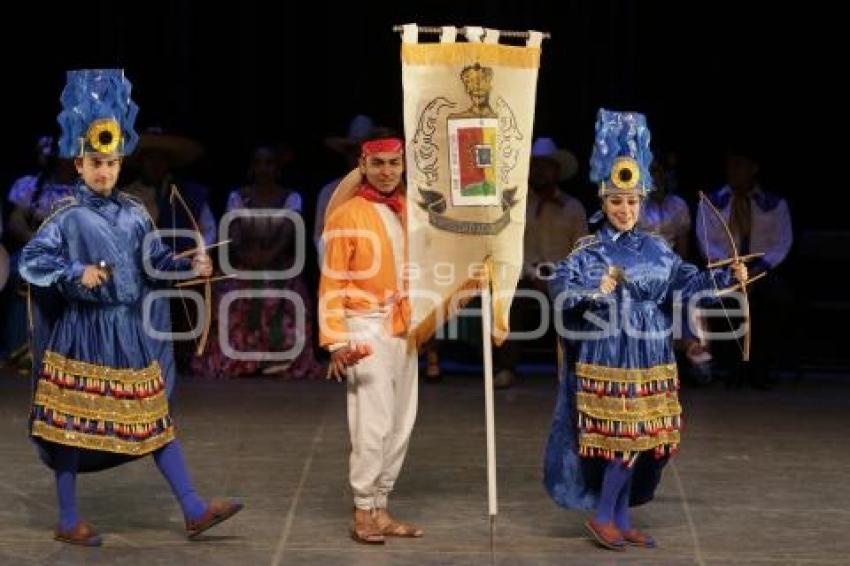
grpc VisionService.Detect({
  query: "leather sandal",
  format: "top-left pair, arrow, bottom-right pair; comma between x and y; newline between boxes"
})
351,508 -> 384,544
584,518 -> 625,551
373,508 -> 423,538
622,528 -> 656,548
185,499 -> 243,539
54,520 -> 102,547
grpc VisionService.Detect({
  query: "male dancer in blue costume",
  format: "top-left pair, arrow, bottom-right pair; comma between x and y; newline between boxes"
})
21,69 -> 241,546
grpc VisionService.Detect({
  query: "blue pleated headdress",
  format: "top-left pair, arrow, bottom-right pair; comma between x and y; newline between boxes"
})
57,69 -> 139,159
589,108 -> 653,197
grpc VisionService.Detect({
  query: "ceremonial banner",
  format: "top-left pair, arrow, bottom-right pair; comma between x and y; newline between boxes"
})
401,24 -> 543,345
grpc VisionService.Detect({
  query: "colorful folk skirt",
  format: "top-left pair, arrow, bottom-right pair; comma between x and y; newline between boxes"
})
31,351 -> 174,455
575,361 -> 681,461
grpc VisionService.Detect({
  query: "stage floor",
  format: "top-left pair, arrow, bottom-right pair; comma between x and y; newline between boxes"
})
1,370 -> 848,564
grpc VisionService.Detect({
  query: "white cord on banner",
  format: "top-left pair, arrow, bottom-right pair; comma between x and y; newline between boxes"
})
464,26 -> 485,43
440,26 -> 457,43
401,23 -> 418,44
527,30 -> 543,47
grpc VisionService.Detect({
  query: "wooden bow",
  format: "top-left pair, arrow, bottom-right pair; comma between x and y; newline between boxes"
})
697,191 -> 766,361
170,184 -> 212,355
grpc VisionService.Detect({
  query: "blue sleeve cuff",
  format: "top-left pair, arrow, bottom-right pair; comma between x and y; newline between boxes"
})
174,256 -> 193,272
66,261 -> 86,282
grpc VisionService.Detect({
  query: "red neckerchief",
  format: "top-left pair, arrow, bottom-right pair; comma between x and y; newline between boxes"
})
357,183 -> 403,216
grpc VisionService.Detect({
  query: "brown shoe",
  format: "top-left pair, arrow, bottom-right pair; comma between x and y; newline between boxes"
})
54,520 -> 102,547
373,508 -> 423,538
584,518 -> 625,551
622,528 -> 656,548
185,499 -> 243,539
351,508 -> 384,545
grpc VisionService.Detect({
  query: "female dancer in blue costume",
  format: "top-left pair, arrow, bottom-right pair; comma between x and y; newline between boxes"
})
544,109 -> 748,551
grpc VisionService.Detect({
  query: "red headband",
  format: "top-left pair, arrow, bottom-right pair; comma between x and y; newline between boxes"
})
361,138 -> 403,156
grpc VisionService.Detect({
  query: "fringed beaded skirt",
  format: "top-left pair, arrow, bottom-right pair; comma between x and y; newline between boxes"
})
30,303 -> 174,456
575,361 -> 680,461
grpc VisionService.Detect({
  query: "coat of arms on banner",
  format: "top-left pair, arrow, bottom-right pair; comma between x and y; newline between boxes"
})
412,63 -> 523,236
448,64 -> 499,205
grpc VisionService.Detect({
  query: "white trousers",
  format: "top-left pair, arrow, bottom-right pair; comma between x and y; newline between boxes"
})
346,312 -> 418,510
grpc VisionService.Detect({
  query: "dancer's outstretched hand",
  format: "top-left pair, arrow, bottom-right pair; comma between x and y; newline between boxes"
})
328,343 -> 373,382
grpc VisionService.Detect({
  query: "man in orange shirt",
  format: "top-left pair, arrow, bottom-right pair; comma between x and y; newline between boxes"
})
319,137 -> 423,544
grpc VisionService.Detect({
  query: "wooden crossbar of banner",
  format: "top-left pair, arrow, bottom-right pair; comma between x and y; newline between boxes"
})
392,25 -> 550,39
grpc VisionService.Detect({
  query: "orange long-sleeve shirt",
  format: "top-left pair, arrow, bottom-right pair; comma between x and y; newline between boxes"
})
318,196 -> 409,348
